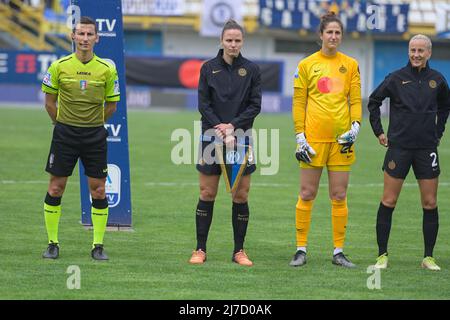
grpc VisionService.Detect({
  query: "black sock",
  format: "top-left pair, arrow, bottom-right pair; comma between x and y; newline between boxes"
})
232,202 -> 249,253
376,202 -> 394,256
45,192 -> 61,206
423,207 -> 439,257
92,197 -> 108,209
195,199 -> 214,252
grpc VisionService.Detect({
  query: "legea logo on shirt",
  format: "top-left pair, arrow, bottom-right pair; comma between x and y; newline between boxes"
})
105,164 -> 121,207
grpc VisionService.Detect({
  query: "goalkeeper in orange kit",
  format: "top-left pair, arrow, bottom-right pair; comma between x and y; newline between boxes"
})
289,12 -> 362,268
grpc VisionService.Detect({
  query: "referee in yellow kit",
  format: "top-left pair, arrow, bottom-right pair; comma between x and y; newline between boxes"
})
41,16 -> 120,260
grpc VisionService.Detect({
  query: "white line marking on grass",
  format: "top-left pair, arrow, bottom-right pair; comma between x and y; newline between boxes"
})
143,182 -> 450,188
1,180 -> 48,184
3,180 -> 450,188
143,182 -> 292,187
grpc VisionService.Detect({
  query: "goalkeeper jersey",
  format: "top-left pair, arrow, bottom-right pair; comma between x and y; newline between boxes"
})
292,50 -> 362,142
42,53 -> 120,127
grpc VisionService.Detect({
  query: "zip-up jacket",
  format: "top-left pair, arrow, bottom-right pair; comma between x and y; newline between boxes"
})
198,49 -> 261,133
368,61 -> 450,149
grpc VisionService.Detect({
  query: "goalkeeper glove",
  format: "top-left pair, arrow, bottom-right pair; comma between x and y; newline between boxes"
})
295,133 -> 316,163
337,121 -> 360,147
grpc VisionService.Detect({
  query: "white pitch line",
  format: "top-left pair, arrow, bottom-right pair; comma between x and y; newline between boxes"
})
2,180 -> 450,188
143,182 -> 450,188
1,180 -> 48,184
143,182 -> 292,187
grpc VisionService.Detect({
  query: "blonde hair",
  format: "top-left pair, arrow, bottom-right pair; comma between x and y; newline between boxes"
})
409,34 -> 432,51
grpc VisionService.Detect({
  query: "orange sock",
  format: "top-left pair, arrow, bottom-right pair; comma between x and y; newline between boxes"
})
295,198 -> 314,247
331,199 -> 348,249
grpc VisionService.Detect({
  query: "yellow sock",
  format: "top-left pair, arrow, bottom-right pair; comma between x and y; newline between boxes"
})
44,203 -> 61,244
295,198 -> 314,247
91,206 -> 108,247
331,199 -> 348,249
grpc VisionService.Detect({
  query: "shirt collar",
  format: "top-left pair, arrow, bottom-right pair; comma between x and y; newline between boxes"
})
407,60 -> 430,74
217,49 -> 244,67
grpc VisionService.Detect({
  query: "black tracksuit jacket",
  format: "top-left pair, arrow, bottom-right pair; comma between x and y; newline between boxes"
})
368,61 -> 450,149
198,49 -> 261,133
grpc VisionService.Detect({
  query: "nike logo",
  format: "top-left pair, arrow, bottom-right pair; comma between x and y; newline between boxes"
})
402,80 -> 412,85
314,69 -> 321,73
212,70 -> 222,74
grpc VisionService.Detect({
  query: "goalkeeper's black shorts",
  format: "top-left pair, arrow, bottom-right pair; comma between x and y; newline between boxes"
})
45,122 -> 108,178
382,146 -> 440,179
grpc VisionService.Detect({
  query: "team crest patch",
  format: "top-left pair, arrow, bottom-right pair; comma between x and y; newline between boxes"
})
429,80 -> 437,89
294,67 -> 299,79
238,68 -> 247,77
247,146 -> 254,166
49,153 -> 54,168
43,72 -> 52,86
339,65 -> 347,73
80,80 -> 87,90
113,80 -> 120,94
388,160 -> 396,170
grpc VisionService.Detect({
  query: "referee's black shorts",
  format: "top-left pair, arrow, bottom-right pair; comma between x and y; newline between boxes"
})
45,122 -> 108,178
382,146 -> 440,180
196,140 -> 256,176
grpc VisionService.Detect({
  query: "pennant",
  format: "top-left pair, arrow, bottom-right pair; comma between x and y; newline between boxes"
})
215,141 -> 251,193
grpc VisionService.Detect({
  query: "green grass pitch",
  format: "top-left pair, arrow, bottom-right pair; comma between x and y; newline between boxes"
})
0,107 -> 449,299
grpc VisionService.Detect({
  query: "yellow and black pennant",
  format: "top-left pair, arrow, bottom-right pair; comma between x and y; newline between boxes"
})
215,142 -> 251,193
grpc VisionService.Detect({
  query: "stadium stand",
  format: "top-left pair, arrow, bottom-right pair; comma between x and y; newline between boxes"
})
120,0 -> 448,35
1,0 -> 450,110
0,0 -> 448,50
0,0 -> 70,51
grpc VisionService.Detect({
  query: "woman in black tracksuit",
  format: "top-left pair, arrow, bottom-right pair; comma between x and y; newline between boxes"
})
188,19 -> 261,266
368,34 -> 450,271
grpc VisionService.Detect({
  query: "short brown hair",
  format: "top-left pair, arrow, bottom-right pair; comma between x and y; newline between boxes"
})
73,16 -> 97,34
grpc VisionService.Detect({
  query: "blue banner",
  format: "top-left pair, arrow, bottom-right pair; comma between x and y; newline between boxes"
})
0,51 -> 68,84
259,0 -> 409,34
71,0 -> 132,226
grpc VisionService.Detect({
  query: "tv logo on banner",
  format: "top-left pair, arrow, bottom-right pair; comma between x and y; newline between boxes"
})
105,164 -> 121,207
105,124 -> 122,142
97,19 -> 117,37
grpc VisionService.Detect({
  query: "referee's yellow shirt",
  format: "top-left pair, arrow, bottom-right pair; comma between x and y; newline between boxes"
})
42,53 -> 120,127
292,51 -> 362,142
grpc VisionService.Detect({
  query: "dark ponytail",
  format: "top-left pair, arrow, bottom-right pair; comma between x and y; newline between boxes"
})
221,19 -> 244,40
318,11 -> 343,34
